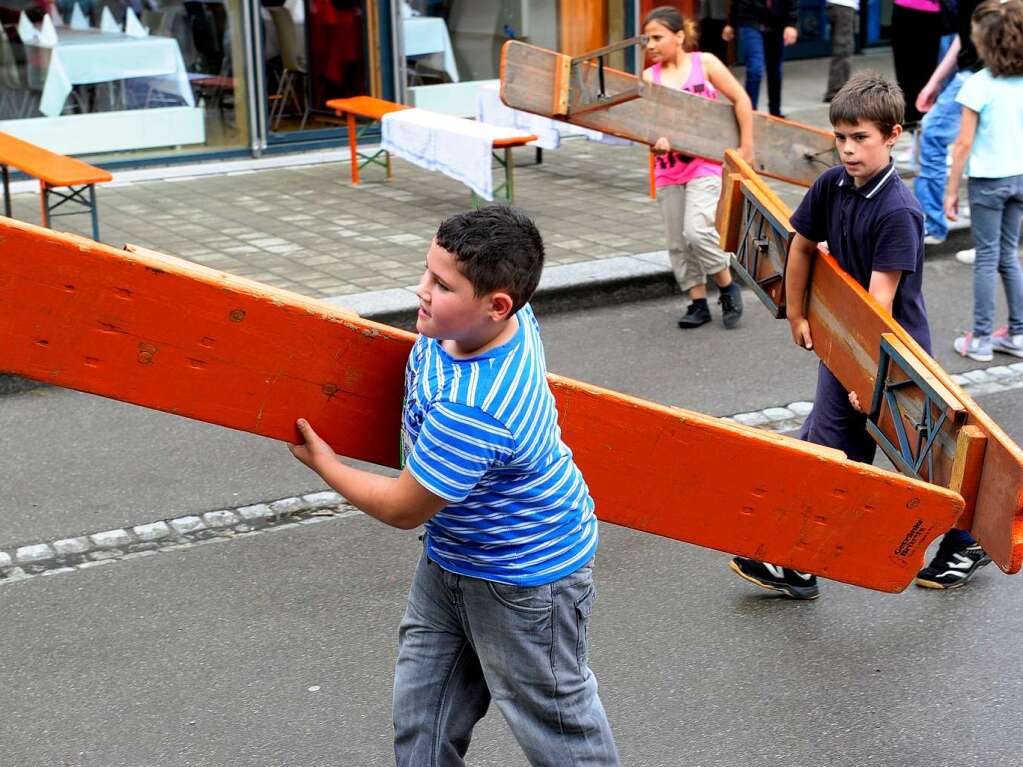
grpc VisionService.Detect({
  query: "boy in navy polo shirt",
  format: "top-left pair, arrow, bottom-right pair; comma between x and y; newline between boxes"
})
289,207 -> 619,766
729,72 -> 991,599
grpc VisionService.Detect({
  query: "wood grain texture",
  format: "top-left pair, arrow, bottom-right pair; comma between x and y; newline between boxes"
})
500,40 -> 838,187
0,217 -> 967,592
716,151 -> 1023,573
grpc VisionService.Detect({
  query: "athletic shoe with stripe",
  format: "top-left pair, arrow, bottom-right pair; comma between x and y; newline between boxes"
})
914,542 -> 991,589
729,557 -> 820,599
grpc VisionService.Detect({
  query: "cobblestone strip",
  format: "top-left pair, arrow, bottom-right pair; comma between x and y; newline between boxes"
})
723,361 -> 1023,433
0,491 -> 357,586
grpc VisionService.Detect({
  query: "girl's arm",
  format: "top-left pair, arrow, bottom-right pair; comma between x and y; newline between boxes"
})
703,53 -> 754,163
945,106 -> 977,221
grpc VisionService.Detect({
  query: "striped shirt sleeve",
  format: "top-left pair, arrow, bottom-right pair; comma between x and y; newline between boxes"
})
406,402 -> 516,503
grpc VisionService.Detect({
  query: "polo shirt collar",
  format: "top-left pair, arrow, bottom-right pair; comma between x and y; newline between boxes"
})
836,162 -> 897,199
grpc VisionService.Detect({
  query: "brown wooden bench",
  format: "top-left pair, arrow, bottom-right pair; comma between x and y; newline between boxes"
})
325,95 -> 537,203
0,131 -> 113,241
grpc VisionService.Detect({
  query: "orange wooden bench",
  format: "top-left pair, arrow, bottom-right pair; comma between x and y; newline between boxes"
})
0,131 -> 112,241
325,95 -> 537,203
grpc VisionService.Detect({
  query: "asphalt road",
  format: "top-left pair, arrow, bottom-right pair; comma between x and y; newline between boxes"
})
2,255 -> 1023,766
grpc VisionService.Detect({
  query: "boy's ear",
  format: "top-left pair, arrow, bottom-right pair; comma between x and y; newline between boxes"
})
885,123 -> 903,147
487,291 -> 515,321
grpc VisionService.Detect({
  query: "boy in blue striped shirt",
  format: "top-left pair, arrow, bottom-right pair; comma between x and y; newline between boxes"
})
290,207 -> 619,766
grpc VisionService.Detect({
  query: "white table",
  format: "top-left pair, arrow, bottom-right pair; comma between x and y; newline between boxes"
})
403,16 -> 459,83
475,81 -> 631,150
26,29 -> 194,117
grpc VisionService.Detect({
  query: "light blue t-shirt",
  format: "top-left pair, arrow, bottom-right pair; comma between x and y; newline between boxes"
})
401,304 -> 598,587
956,69 -> 1023,179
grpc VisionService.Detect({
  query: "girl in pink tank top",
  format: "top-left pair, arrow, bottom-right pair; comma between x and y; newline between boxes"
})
642,6 -> 754,331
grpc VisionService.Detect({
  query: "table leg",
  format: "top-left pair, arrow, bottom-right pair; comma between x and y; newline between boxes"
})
535,147 -> 543,165
89,185 -> 99,241
505,147 -> 514,203
2,164 -> 10,218
347,112 -> 360,185
648,152 -> 657,199
39,181 -> 50,229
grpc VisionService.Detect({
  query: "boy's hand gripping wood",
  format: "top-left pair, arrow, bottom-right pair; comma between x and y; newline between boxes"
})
0,217 -> 965,592
715,149 -> 1023,574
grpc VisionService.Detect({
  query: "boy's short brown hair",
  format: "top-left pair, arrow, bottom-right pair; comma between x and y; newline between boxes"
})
972,0 -> 1023,77
435,206 -> 544,313
828,72 -> 905,136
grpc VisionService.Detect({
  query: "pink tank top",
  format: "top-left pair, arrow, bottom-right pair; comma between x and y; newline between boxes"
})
652,56 -> 723,189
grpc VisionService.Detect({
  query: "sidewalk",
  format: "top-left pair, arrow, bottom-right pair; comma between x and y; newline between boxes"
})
3,48 -> 969,321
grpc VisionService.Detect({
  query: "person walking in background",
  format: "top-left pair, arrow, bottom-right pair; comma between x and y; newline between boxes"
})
643,5 -> 753,330
913,0 -> 983,249
824,0 -> 858,102
890,0 -> 946,147
722,0 -> 799,117
944,0 -> 1023,365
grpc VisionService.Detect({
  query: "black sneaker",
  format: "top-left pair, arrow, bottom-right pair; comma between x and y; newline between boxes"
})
677,300 -> 711,329
718,282 -> 743,329
914,542 -> 991,589
729,557 -> 820,599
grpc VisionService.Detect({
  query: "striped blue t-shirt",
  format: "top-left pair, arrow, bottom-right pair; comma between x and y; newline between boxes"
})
401,304 -> 598,586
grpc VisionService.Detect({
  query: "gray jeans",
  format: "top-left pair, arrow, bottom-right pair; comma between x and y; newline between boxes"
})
825,4 -> 856,99
968,174 -> 1023,336
392,552 -> 619,767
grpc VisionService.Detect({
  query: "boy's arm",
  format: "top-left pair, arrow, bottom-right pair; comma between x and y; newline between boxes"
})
785,233 -> 819,350
290,419 -> 448,530
867,270 -> 901,314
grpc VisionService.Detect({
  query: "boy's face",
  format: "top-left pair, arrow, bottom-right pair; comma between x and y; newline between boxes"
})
415,240 -> 511,343
832,119 -> 901,187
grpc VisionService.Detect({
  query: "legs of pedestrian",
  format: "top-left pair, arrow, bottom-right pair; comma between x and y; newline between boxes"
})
824,4 -> 856,101
915,72 -> 967,242
763,24 -> 785,116
739,24 -> 766,110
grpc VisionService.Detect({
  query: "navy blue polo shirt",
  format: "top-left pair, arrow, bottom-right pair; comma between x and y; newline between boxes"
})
790,163 -> 932,353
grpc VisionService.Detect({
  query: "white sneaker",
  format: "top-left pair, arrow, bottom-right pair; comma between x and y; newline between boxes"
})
955,248 -> 976,264
924,234 -> 946,246
992,327 -> 1023,358
954,333 -> 993,362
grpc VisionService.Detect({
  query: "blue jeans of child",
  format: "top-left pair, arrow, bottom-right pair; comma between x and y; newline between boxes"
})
739,24 -> 784,116
392,552 -> 619,767
914,70 -> 968,240
968,174 -> 1023,337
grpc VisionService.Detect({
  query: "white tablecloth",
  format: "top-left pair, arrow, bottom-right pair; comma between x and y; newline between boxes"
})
26,29 -> 194,117
382,108 -> 532,200
403,16 -> 459,83
476,82 -> 631,150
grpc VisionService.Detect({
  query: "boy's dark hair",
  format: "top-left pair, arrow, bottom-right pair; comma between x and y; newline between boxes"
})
972,0 -> 1023,77
828,71 -> 905,137
642,5 -> 700,51
435,206 -> 544,313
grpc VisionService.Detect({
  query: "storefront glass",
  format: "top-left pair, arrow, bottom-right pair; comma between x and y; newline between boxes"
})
397,0 -> 629,113
0,0 -> 250,160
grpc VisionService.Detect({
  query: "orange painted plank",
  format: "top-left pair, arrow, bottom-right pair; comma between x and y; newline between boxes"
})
0,131 -> 112,187
0,217 -> 966,592
715,151 -> 1023,573
326,96 -> 410,121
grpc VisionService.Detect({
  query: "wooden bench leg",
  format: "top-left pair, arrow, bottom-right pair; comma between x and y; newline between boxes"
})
505,146 -> 515,203
2,164 -> 10,218
40,181 -> 50,229
88,184 -> 99,241
346,112 -> 360,185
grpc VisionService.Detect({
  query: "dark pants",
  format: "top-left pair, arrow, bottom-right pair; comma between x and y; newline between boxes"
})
739,23 -> 785,116
825,4 -> 856,100
890,4 -> 943,128
800,363 -> 975,547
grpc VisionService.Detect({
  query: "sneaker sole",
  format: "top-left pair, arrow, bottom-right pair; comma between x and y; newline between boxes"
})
728,560 -> 820,600
993,346 -> 1023,359
913,558 -> 992,590
677,320 -> 711,329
